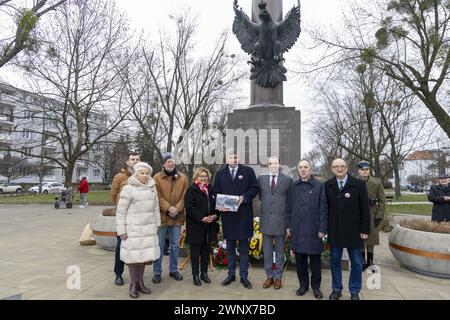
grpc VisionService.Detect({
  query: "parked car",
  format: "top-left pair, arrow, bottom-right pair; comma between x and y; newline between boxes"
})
28,182 -> 66,194
410,185 -> 424,193
0,183 -> 23,193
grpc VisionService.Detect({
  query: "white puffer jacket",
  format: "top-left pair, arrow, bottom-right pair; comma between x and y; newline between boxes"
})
116,175 -> 161,264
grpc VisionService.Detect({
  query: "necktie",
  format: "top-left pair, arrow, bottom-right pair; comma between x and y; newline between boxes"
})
231,169 -> 236,181
271,175 -> 276,192
339,180 -> 344,191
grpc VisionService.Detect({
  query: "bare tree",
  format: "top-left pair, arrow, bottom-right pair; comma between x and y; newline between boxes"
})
3,0 -> 137,187
309,59 -> 429,198
132,11 -> 244,179
305,0 -> 450,139
0,0 -> 67,68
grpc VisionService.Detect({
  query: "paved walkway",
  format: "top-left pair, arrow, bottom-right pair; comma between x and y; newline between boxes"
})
0,204 -> 449,300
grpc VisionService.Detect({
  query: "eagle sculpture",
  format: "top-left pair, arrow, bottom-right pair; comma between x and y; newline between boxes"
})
232,0 -> 301,88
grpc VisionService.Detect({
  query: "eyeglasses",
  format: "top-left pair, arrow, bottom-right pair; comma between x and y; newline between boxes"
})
198,175 -> 208,178
332,165 -> 347,169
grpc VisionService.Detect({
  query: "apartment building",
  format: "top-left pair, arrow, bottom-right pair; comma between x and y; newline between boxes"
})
0,82 -> 107,184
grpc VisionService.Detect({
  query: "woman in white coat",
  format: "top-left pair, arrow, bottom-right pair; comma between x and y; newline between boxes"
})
116,162 -> 161,298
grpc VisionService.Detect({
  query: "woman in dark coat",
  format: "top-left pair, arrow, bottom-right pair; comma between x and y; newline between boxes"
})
184,167 -> 219,286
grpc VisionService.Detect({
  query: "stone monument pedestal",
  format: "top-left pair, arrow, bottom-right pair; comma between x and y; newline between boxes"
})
227,105 -> 301,172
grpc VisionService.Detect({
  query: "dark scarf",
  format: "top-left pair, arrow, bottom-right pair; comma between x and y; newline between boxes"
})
164,168 -> 178,180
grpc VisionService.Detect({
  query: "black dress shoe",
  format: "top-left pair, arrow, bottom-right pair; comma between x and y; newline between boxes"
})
329,291 -> 342,300
193,275 -> 201,286
313,288 -> 323,299
169,272 -> 184,281
114,275 -> 124,286
152,275 -> 161,284
200,272 -> 211,283
296,287 -> 308,296
240,278 -> 252,289
221,275 -> 236,286
351,294 -> 360,300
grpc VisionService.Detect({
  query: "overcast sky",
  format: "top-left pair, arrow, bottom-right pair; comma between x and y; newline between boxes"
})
0,0 -> 349,155
115,0 -> 348,155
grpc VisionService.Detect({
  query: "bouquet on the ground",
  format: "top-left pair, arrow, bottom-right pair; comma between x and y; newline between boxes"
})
179,226 -> 189,248
213,240 -> 228,268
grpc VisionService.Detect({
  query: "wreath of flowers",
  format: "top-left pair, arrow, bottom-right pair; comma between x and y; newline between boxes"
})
249,217 -> 264,259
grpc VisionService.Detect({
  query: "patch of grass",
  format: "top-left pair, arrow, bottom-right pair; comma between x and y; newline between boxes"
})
387,204 -> 432,215
0,191 -> 114,205
386,192 -> 428,202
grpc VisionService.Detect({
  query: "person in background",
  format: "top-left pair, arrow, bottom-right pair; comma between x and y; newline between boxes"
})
428,173 -> 450,222
288,160 -> 327,299
111,152 -> 140,286
184,167 -> 219,286
77,176 -> 90,208
258,156 -> 292,290
356,161 -> 386,270
152,152 -> 188,284
116,162 -> 160,299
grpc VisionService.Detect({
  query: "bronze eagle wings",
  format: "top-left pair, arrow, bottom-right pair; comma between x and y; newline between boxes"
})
232,0 -> 301,88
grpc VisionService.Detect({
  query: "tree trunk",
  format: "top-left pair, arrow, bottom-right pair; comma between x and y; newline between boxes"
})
424,96 -> 450,140
393,162 -> 401,200
64,161 -> 75,188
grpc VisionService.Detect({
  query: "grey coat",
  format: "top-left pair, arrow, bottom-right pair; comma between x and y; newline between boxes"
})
258,173 -> 293,236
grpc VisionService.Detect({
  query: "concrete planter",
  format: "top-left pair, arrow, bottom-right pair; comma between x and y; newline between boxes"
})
92,215 -> 117,251
389,224 -> 450,279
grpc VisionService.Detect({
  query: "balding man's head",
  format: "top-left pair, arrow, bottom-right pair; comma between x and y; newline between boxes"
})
331,158 -> 348,179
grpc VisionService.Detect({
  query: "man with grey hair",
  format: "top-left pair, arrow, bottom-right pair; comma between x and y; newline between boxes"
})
212,151 -> 259,289
325,158 -> 370,300
258,156 -> 293,290
288,159 -> 327,299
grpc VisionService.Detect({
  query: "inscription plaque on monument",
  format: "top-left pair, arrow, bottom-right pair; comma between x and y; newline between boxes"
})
228,0 -> 302,171
227,106 -> 301,169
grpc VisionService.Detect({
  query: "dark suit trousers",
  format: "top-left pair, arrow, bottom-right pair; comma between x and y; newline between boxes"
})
227,239 -> 250,279
295,253 -> 322,289
114,236 -> 124,276
190,243 -> 210,275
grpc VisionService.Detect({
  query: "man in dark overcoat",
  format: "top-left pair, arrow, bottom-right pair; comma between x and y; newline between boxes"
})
288,160 -> 327,299
211,152 -> 259,289
325,158 -> 370,300
428,173 -> 450,222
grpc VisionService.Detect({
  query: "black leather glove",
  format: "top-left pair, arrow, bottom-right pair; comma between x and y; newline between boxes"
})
375,218 -> 382,228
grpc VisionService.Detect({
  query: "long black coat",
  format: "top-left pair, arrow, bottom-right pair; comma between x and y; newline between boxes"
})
325,174 -> 370,249
428,184 -> 450,222
288,177 -> 328,254
184,183 -> 219,244
211,165 -> 259,240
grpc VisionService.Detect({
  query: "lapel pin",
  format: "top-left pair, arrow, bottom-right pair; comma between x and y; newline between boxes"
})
345,193 -> 351,198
